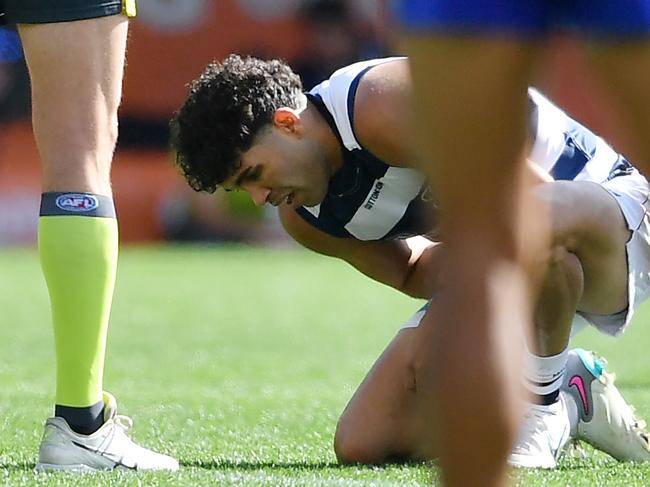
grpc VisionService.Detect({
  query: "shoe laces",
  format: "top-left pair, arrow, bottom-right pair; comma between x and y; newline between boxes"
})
114,415 -> 134,432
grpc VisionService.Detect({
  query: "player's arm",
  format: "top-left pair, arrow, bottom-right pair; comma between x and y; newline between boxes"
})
279,205 -> 442,298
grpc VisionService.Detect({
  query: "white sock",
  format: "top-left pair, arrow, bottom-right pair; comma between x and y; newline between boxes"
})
524,347 -> 569,406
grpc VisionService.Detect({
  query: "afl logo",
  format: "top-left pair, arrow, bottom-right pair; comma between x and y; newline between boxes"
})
55,194 -> 99,212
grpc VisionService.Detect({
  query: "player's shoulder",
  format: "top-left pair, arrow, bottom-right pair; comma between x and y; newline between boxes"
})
353,57 -> 411,119
308,57 -> 408,154
310,57 -> 407,101
352,58 -> 414,168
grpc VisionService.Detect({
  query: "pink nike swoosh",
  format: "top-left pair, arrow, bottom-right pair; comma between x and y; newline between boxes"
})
569,375 -> 590,416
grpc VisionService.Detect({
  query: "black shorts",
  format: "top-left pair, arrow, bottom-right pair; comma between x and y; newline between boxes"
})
0,0 -> 130,25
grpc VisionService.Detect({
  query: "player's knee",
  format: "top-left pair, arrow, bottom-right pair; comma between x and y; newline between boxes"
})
334,414 -> 388,465
334,427 -> 384,465
544,241 -> 584,301
334,415 -> 362,464
546,241 -> 578,271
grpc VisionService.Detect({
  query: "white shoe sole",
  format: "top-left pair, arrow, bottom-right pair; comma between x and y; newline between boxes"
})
35,463 -> 101,473
508,454 -> 557,469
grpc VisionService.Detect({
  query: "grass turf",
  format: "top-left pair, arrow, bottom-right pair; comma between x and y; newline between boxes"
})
0,245 -> 649,486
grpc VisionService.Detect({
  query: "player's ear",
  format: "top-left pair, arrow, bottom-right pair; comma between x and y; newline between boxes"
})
273,108 -> 302,136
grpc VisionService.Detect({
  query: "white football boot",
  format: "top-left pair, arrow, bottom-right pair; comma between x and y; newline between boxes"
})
36,392 -> 179,472
508,393 -> 572,469
562,348 -> 650,462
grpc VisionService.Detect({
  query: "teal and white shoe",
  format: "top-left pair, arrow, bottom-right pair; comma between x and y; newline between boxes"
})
562,348 -> 650,462
36,392 -> 179,472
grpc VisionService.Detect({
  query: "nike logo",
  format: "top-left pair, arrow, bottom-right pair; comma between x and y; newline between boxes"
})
569,375 -> 590,416
72,441 -> 137,470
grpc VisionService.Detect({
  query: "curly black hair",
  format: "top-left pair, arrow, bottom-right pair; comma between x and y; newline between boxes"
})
170,54 -> 304,193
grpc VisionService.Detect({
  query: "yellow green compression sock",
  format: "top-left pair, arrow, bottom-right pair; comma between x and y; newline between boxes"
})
39,192 -> 118,433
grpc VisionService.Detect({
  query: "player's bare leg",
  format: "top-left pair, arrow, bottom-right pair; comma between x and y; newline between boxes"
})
19,16 -> 125,195
399,36 -> 541,486
20,14 -> 125,442
19,14 -> 177,471
587,40 -> 650,174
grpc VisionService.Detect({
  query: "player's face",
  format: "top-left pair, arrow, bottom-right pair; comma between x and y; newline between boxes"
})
222,113 -> 330,208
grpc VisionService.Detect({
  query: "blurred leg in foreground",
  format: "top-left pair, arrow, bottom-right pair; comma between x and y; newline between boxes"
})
401,35 -> 542,486
394,1 -> 650,484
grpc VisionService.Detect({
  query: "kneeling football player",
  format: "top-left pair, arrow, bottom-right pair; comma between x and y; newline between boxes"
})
171,55 -> 650,468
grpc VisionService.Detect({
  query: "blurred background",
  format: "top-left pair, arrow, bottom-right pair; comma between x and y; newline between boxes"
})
0,0 -> 636,247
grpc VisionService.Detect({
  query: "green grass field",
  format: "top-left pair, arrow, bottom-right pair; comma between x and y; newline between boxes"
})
1,245 -> 650,486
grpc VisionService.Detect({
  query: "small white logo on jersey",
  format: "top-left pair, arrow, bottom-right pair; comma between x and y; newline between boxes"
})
364,181 -> 384,210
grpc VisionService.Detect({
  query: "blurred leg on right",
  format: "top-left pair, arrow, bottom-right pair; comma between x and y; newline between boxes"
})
399,34 -> 541,486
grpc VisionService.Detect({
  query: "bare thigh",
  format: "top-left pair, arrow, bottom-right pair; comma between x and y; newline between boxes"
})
586,40 -> 650,169
18,15 -> 128,194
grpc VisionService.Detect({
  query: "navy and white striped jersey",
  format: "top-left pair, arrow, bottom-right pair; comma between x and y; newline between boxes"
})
296,57 -> 635,241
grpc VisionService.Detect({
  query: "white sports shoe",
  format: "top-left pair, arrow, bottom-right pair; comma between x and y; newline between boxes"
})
508,394 -> 572,469
562,348 -> 650,462
36,392 -> 179,472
